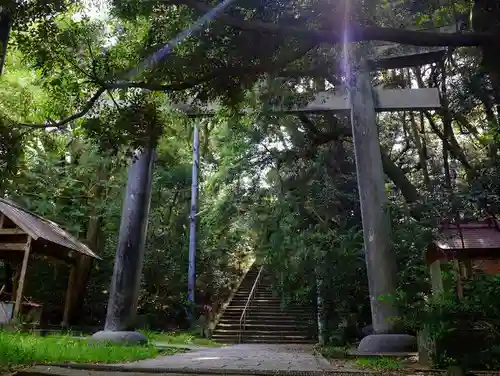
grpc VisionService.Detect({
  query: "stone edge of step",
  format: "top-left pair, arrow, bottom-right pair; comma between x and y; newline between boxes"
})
21,365 -> 377,376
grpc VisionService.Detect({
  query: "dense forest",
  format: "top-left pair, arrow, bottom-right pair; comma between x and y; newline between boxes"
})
2,0 -> 500,369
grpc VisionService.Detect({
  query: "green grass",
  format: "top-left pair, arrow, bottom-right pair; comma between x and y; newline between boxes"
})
0,331 -> 174,371
316,345 -> 348,359
351,357 -> 404,371
141,329 -> 221,347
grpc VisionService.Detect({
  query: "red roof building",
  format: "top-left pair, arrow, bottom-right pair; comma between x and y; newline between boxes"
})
426,218 -> 500,296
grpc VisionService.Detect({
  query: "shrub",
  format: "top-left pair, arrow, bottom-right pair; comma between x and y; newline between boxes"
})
400,272 -> 500,370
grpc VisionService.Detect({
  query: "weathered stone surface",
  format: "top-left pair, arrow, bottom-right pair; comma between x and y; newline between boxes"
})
350,65 -> 399,334
360,324 -> 374,338
22,344 -> 376,376
90,330 -> 148,345
116,344 -> 327,371
357,333 -> 417,354
104,149 -> 155,332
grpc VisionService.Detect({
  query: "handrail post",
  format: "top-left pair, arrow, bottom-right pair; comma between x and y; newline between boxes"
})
239,265 -> 264,344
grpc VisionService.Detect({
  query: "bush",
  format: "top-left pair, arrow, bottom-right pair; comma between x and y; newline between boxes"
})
401,272 -> 500,370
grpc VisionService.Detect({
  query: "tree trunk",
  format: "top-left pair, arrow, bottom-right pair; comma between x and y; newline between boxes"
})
414,67 -> 474,177
478,93 -> 499,160
440,62 -> 453,189
409,112 -> 430,189
315,261 -> 326,345
0,10 -> 11,75
470,0 -> 500,106
380,150 -> 421,205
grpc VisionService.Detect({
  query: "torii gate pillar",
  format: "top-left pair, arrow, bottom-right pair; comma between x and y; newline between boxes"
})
350,61 -> 417,354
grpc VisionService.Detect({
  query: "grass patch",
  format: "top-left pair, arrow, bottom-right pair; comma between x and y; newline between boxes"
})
141,329 -> 221,347
351,357 -> 404,371
316,345 -> 348,359
0,331 -> 173,371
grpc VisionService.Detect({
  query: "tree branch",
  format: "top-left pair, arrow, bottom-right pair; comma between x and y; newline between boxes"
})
298,114 -> 321,134
275,117 -> 423,209
423,111 -> 474,172
17,88 -> 106,129
172,0 -> 494,47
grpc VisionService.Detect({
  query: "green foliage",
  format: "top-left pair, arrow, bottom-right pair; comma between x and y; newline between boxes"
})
1,0 -> 500,369
317,345 -> 348,359
0,94 -> 249,328
0,331 -> 170,370
141,329 -> 220,347
399,274 -> 500,370
352,357 -> 404,371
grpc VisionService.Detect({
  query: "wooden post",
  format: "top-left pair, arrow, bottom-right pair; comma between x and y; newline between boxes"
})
70,255 -> 93,324
11,264 -> 20,303
429,260 -> 443,296
62,265 -> 76,327
463,259 -> 473,279
349,61 -> 399,334
13,236 -> 31,318
454,260 -> 464,299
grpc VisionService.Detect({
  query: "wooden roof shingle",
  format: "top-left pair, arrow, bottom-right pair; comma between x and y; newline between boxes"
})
0,198 -> 101,260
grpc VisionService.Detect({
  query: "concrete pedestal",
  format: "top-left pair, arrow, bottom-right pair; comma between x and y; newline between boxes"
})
91,330 -> 148,345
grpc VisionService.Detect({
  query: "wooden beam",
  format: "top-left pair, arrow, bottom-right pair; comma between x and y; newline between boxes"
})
0,229 -> 26,235
0,214 -> 4,228
0,243 -> 28,251
371,23 -> 462,60
13,237 -> 31,318
30,253 -> 75,266
371,50 -> 446,70
176,88 -> 441,118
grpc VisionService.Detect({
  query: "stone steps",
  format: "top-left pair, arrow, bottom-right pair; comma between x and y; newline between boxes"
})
211,334 -> 316,344
221,306 -> 312,312
213,266 -> 316,344
217,321 -> 312,328
214,328 -> 311,334
220,316 -> 314,324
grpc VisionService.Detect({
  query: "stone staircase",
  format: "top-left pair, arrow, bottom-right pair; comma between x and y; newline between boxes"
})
212,265 -> 317,344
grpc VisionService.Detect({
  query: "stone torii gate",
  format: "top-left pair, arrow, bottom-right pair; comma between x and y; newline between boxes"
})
175,43 -> 446,353
95,21 -> 459,349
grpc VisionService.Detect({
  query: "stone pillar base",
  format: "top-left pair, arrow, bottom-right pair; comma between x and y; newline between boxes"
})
357,333 -> 417,354
91,330 -> 148,345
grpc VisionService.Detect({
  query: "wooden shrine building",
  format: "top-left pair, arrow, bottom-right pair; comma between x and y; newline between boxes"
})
0,198 -> 101,327
426,218 -> 500,297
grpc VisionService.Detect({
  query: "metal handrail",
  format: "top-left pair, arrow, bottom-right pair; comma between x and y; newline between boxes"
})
239,264 -> 264,343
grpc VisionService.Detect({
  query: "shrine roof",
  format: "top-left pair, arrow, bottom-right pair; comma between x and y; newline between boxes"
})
427,219 -> 500,264
0,198 -> 100,260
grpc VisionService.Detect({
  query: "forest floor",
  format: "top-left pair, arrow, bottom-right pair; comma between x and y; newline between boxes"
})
318,346 -> 411,372
316,346 -> 440,375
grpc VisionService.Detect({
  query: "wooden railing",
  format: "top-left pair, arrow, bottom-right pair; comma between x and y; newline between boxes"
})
238,265 -> 264,343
